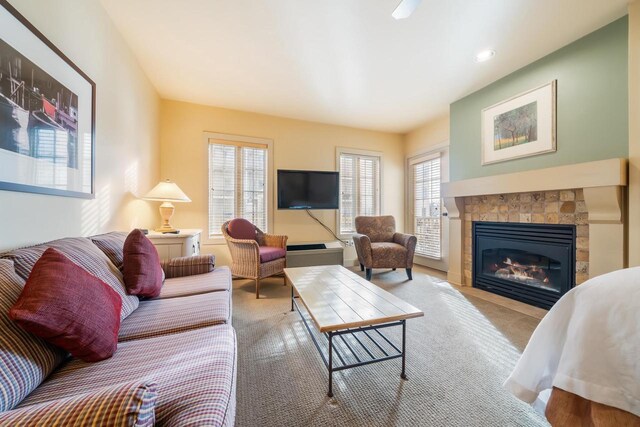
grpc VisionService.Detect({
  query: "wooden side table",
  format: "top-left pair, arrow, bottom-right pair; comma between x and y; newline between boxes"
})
146,229 -> 201,261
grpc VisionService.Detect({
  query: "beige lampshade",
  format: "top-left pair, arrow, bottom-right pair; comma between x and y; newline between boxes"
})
143,180 -> 191,202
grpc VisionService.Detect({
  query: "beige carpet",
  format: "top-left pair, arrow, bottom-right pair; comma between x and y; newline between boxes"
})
232,267 -> 549,426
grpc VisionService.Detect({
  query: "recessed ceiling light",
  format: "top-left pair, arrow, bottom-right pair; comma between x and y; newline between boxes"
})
475,50 -> 496,62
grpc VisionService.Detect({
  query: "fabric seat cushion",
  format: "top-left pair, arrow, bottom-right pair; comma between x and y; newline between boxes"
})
89,231 -> 128,271
123,230 -> 163,298
0,259 -> 67,412
258,246 -> 286,263
19,325 -> 237,427
158,267 -> 231,299
10,248 -> 122,362
0,237 -> 139,319
118,291 -> 231,341
370,242 -> 408,267
226,218 -> 257,240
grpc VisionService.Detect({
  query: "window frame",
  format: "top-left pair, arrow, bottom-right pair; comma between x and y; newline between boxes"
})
336,147 -> 383,238
408,151 -> 442,260
405,142 -> 451,272
203,132 -> 274,245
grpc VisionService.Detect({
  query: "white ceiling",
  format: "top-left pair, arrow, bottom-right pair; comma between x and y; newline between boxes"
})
100,0 -> 628,133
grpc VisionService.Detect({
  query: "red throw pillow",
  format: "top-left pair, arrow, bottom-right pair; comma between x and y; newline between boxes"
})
123,229 -> 163,298
9,248 -> 122,362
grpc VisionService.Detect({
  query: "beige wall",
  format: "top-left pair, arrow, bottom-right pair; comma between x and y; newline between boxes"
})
404,113 -> 450,157
0,0 -> 160,251
629,1 -> 640,266
159,100 -> 404,266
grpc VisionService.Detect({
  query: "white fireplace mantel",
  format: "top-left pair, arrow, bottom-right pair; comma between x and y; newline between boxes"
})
442,158 -> 628,287
442,158 -> 626,198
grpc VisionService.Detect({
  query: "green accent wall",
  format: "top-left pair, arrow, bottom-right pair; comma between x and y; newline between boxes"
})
450,17 -> 628,181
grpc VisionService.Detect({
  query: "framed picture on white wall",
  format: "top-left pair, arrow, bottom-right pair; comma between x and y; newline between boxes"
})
481,80 -> 556,165
0,0 -> 95,199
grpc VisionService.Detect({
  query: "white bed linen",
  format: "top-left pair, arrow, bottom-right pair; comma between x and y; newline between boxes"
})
504,267 -> 640,416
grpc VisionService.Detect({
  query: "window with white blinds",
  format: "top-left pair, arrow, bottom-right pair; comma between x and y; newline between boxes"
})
208,140 -> 268,237
412,154 -> 442,259
339,152 -> 381,234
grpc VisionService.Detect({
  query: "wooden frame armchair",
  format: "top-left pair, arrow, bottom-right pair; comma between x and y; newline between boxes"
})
222,219 -> 288,298
352,215 -> 417,281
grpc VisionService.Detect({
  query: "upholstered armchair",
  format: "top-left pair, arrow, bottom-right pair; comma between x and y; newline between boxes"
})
352,215 -> 417,281
222,218 -> 288,298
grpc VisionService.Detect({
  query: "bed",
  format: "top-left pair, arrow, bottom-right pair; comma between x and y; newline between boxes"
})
504,267 -> 640,425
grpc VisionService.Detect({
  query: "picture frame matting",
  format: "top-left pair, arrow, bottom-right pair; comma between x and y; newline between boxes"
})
481,80 -> 556,166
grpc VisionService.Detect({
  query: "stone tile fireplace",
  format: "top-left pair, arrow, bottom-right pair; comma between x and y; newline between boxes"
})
463,189 -> 588,286
442,158 -> 627,308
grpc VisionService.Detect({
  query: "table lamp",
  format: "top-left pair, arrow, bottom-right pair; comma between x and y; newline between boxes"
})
143,180 -> 191,233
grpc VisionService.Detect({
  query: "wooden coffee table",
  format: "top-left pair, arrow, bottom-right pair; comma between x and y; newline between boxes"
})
284,265 -> 424,397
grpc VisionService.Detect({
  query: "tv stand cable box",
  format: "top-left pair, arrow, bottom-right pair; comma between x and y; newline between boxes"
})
286,241 -> 344,267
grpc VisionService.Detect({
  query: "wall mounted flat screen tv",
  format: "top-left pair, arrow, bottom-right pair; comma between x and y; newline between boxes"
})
277,170 -> 339,209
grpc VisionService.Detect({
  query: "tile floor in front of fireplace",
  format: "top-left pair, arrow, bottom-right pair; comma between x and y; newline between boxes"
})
412,266 -> 548,319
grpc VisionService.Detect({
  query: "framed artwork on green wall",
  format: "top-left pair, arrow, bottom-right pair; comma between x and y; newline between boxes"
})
481,80 -> 556,165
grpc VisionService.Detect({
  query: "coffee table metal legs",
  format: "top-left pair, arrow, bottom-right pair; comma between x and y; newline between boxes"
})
328,332 -> 334,397
401,320 -> 407,380
291,288 -> 408,398
324,324 -> 407,397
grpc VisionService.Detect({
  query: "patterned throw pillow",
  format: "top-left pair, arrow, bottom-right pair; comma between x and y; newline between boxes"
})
90,231 -> 128,271
0,237 -> 139,319
10,249 -> 122,363
0,259 -> 67,412
0,381 -> 158,426
161,255 -> 215,279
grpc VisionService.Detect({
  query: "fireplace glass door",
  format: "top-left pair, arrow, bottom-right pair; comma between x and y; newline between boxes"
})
480,247 -> 562,293
473,222 -> 576,309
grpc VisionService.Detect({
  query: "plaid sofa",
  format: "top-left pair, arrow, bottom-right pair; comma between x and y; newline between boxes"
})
0,233 -> 236,426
